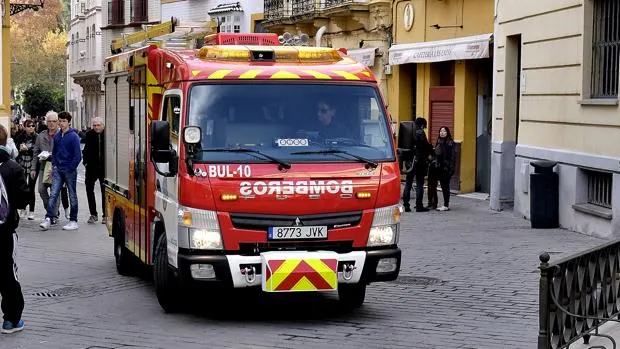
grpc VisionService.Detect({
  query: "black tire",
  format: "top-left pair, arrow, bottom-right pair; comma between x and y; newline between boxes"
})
113,214 -> 135,276
153,234 -> 182,313
338,284 -> 366,309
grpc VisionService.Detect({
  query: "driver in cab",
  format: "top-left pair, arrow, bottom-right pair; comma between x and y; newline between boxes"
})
314,99 -> 354,140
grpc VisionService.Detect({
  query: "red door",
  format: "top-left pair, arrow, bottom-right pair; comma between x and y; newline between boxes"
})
429,87 -> 455,144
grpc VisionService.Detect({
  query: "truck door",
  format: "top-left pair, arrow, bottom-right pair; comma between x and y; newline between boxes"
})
154,90 -> 181,268
130,67 -> 148,263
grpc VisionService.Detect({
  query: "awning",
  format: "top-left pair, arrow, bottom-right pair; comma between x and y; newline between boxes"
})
208,2 -> 243,15
388,33 -> 492,65
347,47 -> 377,67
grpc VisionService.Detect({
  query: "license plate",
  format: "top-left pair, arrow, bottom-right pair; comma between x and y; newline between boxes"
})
267,226 -> 328,240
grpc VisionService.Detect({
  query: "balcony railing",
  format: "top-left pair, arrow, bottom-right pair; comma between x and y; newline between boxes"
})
107,0 -> 124,25
130,0 -> 147,23
264,0 -> 366,22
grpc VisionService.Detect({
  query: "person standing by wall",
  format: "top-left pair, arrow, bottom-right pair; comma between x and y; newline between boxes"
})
0,125 -> 29,334
427,126 -> 456,211
32,111 -> 70,224
402,117 -> 433,212
15,119 -> 37,220
82,117 -> 106,224
39,112 -> 82,231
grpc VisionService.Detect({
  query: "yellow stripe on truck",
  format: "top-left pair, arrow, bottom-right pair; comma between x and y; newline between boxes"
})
239,69 -> 264,79
332,70 -> 360,80
270,71 -> 301,79
208,69 -> 234,79
300,70 -> 331,79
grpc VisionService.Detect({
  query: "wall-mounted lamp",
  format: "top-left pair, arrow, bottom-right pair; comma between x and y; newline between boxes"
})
430,24 -> 463,30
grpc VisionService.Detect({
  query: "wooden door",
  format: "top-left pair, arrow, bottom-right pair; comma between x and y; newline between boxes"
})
429,87 -> 455,144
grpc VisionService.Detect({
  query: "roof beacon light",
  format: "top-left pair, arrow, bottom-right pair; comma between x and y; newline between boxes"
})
279,32 -> 310,47
197,46 -> 343,63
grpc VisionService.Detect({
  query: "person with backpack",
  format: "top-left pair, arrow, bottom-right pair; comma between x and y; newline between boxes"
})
0,124 -> 29,334
402,117 -> 433,212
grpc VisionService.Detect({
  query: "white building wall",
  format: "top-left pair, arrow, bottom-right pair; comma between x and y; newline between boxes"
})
161,0 -> 263,33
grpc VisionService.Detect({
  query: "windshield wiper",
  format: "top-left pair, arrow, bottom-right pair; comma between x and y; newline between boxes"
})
291,149 -> 378,169
196,147 -> 291,170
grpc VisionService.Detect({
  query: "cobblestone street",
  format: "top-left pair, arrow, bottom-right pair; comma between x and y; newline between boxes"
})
0,180 -> 607,349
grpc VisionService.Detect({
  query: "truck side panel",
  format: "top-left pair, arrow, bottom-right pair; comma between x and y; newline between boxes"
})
105,77 -> 117,184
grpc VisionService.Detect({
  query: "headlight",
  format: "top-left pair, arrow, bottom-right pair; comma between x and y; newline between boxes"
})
179,206 -> 223,250
367,204 -> 402,247
190,228 -> 223,249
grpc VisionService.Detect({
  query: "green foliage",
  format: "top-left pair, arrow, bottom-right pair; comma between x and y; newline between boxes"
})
22,84 -> 65,119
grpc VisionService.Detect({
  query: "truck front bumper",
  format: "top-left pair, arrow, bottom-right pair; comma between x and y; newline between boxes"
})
177,248 -> 401,289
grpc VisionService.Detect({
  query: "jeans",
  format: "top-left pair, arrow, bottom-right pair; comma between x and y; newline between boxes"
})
85,169 -> 105,218
46,169 -> 78,222
402,165 -> 428,209
25,171 -> 36,212
0,233 -> 24,324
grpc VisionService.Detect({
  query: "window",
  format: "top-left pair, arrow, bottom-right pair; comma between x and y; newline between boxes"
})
108,0 -> 125,25
162,95 -> 181,135
187,84 -> 395,164
585,169 -> 612,208
234,15 -> 241,22
91,24 -> 96,59
590,0 -> 620,98
234,25 -> 240,33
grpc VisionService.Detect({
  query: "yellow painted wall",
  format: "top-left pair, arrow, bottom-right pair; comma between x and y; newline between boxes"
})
250,13 -> 264,33
0,0 -> 11,131
494,0 -> 620,158
388,0 -> 494,193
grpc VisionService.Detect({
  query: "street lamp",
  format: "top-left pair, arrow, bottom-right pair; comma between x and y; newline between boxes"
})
9,0 -> 44,16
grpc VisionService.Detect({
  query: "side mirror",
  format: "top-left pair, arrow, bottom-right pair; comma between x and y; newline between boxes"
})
183,126 -> 201,145
150,120 -> 172,163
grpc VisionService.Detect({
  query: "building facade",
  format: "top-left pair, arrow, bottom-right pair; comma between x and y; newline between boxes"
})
387,0 -> 494,195
160,0 -> 263,34
261,0 -> 392,99
491,0 -> 620,238
67,0 -> 103,131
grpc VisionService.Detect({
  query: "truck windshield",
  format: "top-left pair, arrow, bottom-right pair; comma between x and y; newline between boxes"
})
187,83 -> 395,164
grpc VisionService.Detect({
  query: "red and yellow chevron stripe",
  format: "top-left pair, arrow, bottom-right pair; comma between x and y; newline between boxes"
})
264,258 -> 338,292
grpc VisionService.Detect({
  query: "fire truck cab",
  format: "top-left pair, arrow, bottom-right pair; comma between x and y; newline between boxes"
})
104,25 -> 402,312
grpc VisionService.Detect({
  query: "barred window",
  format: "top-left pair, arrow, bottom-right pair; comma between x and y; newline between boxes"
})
591,0 -> 620,98
585,170 -> 612,209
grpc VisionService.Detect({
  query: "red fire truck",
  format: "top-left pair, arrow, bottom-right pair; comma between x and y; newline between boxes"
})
104,19 -> 402,312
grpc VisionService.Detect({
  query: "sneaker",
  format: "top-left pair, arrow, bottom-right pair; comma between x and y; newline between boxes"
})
87,215 -> 98,224
64,208 -> 70,220
18,210 -> 26,218
403,206 -> 411,213
101,217 -> 108,225
63,221 -> 79,230
39,218 -> 51,230
437,206 -> 450,211
1,320 -> 24,334
50,217 -> 58,225
27,212 -> 35,220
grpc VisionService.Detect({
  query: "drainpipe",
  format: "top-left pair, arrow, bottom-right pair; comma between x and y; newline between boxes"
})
315,26 -> 327,47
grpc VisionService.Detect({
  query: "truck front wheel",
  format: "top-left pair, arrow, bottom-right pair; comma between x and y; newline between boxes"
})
338,284 -> 366,309
153,234 -> 182,313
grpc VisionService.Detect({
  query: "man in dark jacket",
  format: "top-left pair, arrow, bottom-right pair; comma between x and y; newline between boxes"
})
82,117 -> 106,224
39,111 -> 82,231
402,117 -> 433,212
0,125 -> 29,334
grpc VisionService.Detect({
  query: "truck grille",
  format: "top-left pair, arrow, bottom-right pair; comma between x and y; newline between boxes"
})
238,241 -> 354,255
230,211 -> 363,231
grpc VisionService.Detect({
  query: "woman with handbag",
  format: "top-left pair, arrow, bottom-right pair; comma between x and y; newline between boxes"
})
427,127 -> 456,211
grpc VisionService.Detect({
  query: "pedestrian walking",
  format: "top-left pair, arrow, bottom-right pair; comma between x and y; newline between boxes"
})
402,117 -> 433,212
0,125 -> 29,334
32,111 -> 70,223
39,111 -> 82,231
427,126 -> 456,211
82,117 -> 106,224
15,119 -> 38,220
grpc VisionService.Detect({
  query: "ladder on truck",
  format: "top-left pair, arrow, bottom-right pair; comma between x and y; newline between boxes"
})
110,17 -> 218,54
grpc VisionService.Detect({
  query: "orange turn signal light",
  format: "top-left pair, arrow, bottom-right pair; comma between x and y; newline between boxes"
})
220,194 -> 238,201
356,192 -> 372,199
